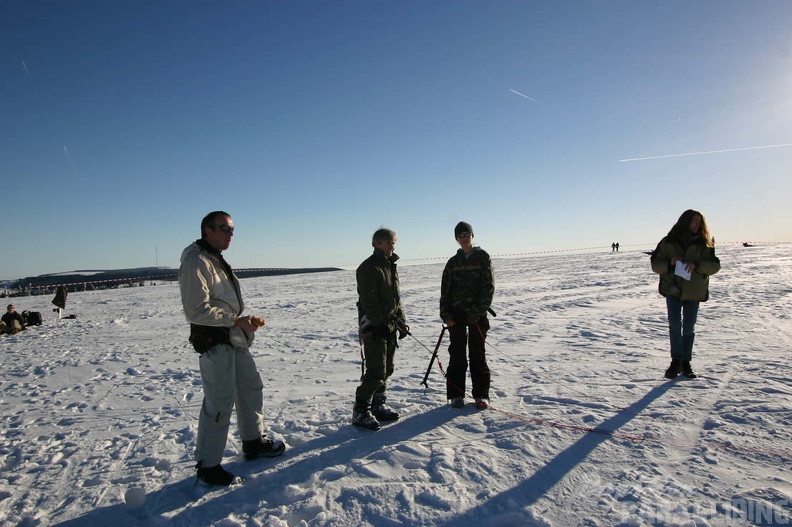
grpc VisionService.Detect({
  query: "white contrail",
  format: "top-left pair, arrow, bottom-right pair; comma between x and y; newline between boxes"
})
619,143 -> 792,162
21,60 -> 31,79
510,89 -> 537,102
63,145 -> 80,176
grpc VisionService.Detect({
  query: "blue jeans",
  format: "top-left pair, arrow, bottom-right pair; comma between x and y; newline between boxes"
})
666,296 -> 699,362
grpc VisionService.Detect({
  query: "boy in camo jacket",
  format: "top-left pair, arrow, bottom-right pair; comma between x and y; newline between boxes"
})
440,221 -> 495,409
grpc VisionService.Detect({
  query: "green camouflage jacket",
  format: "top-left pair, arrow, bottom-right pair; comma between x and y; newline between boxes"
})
440,247 -> 495,324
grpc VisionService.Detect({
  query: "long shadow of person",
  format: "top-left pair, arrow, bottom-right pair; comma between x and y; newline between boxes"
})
51,405 -> 459,526
431,382 -> 675,527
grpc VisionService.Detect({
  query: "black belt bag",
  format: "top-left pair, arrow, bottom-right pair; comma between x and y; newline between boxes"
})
189,324 -> 232,354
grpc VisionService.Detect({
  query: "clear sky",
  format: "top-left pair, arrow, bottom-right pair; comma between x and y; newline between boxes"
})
3,1 -> 791,279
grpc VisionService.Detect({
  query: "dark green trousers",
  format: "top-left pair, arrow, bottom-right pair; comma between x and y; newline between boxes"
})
355,332 -> 396,408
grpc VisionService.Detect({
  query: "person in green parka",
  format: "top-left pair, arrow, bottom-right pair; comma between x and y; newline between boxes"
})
353,227 -> 409,430
651,209 -> 720,379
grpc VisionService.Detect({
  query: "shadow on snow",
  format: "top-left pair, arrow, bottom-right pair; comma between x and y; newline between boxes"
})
51,384 -> 674,526
51,405 -> 459,527
432,381 -> 675,527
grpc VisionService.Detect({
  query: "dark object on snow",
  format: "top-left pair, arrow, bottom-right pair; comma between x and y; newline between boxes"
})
195,461 -> 238,486
371,393 -> 400,421
742,242 -> 754,247
23,311 -> 42,326
52,286 -> 68,309
682,361 -> 698,378
352,408 -> 381,430
664,359 -> 682,379
242,436 -> 286,460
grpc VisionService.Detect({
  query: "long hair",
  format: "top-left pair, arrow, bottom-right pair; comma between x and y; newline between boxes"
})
668,209 -> 713,247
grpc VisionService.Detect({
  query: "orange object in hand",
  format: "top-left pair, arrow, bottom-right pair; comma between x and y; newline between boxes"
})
250,316 -> 266,327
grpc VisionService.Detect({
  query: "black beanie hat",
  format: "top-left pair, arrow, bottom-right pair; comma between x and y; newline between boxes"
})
454,221 -> 473,238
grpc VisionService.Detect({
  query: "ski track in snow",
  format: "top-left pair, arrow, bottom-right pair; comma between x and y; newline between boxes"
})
1,244 -> 791,526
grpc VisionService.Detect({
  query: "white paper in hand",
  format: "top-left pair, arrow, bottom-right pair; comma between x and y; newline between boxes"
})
674,260 -> 692,281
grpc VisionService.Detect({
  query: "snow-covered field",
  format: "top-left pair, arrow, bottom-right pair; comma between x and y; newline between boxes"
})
1,244 -> 790,527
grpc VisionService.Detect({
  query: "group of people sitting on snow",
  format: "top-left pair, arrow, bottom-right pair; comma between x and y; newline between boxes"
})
0,304 -> 44,334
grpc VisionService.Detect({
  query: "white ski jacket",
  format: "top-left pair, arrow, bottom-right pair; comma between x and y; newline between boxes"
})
179,241 -> 252,349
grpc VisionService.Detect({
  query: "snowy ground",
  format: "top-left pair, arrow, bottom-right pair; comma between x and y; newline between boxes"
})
1,244 -> 790,527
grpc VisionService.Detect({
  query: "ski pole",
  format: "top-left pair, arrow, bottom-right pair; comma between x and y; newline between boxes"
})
358,337 -> 365,381
420,326 -> 448,388
358,319 -> 365,381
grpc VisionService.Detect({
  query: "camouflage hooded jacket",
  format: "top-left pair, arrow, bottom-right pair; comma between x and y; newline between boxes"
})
440,247 -> 495,324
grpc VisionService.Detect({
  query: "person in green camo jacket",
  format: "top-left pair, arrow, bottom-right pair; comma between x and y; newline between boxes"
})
440,221 -> 495,409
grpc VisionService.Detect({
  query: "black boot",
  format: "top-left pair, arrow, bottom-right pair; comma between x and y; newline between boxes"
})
664,358 -> 682,379
196,461 -> 238,486
682,361 -> 698,378
371,393 -> 400,422
242,436 -> 286,461
352,400 -> 381,430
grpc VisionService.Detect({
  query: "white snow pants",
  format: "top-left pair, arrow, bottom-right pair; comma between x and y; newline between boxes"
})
195,343 -> 265,467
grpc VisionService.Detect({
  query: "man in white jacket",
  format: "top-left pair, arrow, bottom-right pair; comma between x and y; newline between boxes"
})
179,211 -> 285,486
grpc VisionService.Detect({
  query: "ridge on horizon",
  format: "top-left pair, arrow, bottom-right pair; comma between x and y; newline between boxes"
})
2,240 -> 781,285
2,266 -> 343,291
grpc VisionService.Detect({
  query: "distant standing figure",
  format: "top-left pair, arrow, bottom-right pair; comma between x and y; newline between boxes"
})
179,211 -> 285,486
650,209 -> 720,379
1,304 -> 25,334
440,222 -> 495,409
353,227 -> 408,430
615,242 -> 620,252
611,242 -> 616,253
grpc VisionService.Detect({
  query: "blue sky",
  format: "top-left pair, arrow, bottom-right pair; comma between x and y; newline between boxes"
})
3,1 -> 791,279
